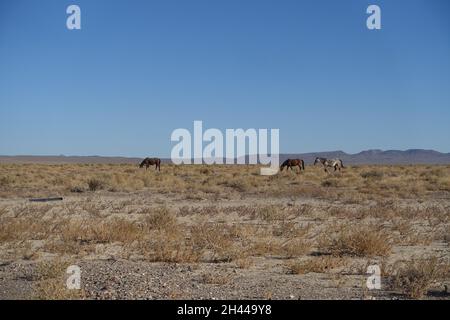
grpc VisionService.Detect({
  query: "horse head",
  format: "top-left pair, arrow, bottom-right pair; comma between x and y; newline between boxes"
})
139,159 -> 147,168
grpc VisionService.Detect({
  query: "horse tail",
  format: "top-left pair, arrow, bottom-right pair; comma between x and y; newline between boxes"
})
301,160 -> 305,171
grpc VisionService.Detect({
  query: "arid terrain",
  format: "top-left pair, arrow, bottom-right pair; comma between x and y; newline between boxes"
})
0,163 -> 449,300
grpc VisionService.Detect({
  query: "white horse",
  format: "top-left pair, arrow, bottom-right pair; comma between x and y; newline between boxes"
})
314,157 -> 345,172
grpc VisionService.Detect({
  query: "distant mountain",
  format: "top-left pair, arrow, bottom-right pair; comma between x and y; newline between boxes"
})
0,155 -> 144,164
1,149 -> 450,165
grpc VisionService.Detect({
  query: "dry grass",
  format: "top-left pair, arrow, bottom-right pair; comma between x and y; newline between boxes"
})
390,257 -> 448,299
142,207 -> 177,231
143,230 -> 202,263
289,256 -> 348,275
318,224 -> 392,257
1,163 -> 449,200
0,163 -> 449,299
201,272 -> 232,285
60,218 -> 143,244
87,178 -> 104,191
190,223 -> 249,262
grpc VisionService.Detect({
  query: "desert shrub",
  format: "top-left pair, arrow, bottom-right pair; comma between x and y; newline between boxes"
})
281,238 -> 311,258
391,257 -> 445,299
318,225 -> 392,257
142,230 -> 202,263
0,217 -> 50,242
0,175 -> 14,186
200,167 -> 212,175
258,205 -> 284,221
70,186 -> 84,193
142,207 -> 177,231
191,223 -> 247,262
87,178 -> 104,191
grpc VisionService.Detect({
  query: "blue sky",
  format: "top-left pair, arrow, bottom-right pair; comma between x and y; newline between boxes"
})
1,0 -> 449,157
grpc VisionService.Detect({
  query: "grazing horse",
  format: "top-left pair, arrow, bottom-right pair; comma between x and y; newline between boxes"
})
314,157 -> 344,172
139,157 -> 161,171
280,159 -> 305,172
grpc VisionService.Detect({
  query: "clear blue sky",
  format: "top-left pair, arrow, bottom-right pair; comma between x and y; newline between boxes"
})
1,0 -> 449,157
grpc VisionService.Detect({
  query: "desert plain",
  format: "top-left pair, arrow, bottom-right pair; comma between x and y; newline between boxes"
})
0,162 -> 449,300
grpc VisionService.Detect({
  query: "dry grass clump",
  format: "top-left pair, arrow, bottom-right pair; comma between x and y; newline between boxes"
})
390,257 -> 448,299
200,272 -> 232,285
318,224 -> 392,257
60,218 -> 143,245
258,205 -> 285,221
142,229 -> 202,263
87,178 -> 104,191
289,256 -> 347,275
280,238 -> 312,258
0,206 -> 7,217
190,223 -> 249,262
0,217 -> 51,243
142,207 -> 177,231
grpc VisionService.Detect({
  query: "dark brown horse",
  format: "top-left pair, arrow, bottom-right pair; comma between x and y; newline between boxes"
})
139,157 -> 161,171
280,159 -> 305,172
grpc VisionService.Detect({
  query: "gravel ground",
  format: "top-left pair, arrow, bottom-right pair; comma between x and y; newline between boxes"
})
0,258 -> 418,300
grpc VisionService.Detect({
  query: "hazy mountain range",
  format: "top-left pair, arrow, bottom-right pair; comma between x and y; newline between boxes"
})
1,149 -> 450,165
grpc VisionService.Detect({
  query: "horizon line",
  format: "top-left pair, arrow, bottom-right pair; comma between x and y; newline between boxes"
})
0,148 -> 449,159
